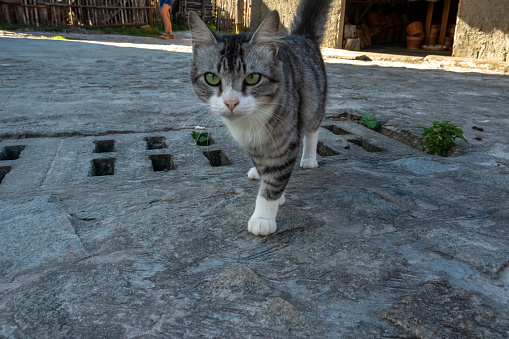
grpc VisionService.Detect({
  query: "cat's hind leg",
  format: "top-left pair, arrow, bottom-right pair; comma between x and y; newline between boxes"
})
247,167 -> 260,180
300,128 -> 319,169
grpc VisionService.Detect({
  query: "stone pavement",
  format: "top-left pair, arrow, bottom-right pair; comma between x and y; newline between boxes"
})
0,31 -> 508,338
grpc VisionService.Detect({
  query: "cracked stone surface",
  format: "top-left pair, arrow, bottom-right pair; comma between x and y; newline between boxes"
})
1,32 -> 508,338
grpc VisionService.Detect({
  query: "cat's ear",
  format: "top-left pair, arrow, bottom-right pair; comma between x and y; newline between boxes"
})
250,10 -> 279,58
188,11 -> 216,48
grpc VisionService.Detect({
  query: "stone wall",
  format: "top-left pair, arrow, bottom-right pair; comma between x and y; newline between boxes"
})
453,0 -> 508,61
250,0 -> 345,48
250,0 -> 300,35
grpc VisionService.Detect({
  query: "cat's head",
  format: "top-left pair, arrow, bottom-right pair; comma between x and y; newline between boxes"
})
188,11 -> 283,121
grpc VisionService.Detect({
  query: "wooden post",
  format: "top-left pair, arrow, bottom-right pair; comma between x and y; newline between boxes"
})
235,0 -> 244,33
1,4 -> 12,24
39,5 -> 48,26
439,0 -> 451,45
425,1 -> 433,45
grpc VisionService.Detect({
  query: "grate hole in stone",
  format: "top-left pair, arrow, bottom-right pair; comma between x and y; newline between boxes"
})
317,141 -> 340,156
0,166 -> 11,184
91,158 -> 116,176
194,133 -> 216,146
323,125 -> 351,135
203,150 -> 232,167
145,136 -> 167,150
348,139 -> 384,152
150,154 -> 176,172
94,140 -> 116,153
0,145 -> 26,161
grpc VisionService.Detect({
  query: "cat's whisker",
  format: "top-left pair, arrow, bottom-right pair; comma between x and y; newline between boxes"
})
250,112 -> 284,155
256,107 -> 299,134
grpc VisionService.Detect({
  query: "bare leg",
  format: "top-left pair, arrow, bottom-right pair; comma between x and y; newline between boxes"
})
160,4 -> 173,36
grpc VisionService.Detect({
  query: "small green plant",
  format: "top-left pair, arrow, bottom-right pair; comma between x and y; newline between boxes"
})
359,115 -> 380,129
192,131 -> 209,145
416,121 -> 468,156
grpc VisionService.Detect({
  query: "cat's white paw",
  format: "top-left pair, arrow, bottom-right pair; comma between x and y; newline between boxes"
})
247,167 -> 260,180
278,193 -> 286,206
248,218 -> 277,236
300,158 -> 318,169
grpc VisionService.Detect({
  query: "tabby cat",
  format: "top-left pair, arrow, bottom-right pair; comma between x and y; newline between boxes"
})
188,0 -> 332,236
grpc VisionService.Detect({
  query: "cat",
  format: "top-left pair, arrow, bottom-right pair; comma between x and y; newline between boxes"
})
188,0 -> 332,236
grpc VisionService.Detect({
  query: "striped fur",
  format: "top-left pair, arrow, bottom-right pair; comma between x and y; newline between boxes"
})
189,0 -> 332,235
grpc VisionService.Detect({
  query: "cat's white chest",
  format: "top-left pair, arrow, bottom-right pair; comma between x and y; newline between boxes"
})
222,112 -> 270,149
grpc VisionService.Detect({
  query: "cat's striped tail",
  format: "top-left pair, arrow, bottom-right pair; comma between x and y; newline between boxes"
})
290,0 -> 333,44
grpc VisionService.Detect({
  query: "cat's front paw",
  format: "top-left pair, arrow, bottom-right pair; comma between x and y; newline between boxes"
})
247,167 -> 260,180
300,158 -> 318,169
248,218 -> 277,236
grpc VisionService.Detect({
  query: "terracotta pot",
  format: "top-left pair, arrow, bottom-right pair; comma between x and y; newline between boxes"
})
366,12 -> 380,27
406,21 -> 424,37
407,36 -> 423,50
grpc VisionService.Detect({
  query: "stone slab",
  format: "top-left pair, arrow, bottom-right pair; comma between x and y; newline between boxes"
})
0,32 -> 508,339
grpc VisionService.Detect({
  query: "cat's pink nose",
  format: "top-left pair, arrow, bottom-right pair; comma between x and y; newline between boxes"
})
224,98 -> 239,112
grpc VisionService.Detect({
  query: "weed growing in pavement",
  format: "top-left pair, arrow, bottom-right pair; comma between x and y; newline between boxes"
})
192,131 -> 209,146
359,115 -> 380,129
416,121 -> 468,156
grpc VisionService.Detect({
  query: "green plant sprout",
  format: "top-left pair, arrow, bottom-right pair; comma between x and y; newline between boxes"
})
192,131 -> 209,145
416,121 -> 468,157
359,115 -> 380,129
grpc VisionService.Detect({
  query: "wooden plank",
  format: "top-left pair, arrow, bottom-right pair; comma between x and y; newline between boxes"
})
39,4 -> 48,25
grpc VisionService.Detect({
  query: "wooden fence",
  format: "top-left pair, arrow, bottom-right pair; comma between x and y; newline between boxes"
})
0,0 -> 157,27
0,0 -> 252,31
215,0 -> 250,32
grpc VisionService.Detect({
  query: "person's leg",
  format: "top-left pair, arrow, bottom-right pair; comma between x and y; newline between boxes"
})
160,3 -> 172,35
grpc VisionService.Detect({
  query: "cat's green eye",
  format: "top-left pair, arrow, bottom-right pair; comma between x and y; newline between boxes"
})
245,73 -> 261,85
205,73 -> 221,86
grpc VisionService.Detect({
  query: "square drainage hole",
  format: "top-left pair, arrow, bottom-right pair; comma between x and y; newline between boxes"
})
193,132 -> 216,146
203,150 -> 232,167
150,154 -> 176,172
94,140 -> 116,153
317,141 -> 340,156
0,145 -> 26,160
145,136 -> 167,150
323,125 -> 351,135
348,139 -> 384,152
91,158 -> 116,176
0,166 -> 11,184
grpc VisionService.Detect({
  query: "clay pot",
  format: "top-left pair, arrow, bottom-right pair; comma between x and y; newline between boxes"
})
366,12 -> 381,27
407,36 -> 423,50
406,21 -> 424,37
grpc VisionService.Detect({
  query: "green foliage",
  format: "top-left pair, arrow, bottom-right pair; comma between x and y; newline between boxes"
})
192,131 -> 209,145
359,115 -> 380,129
207,22 -> 217,33
416,121 -> 468,157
